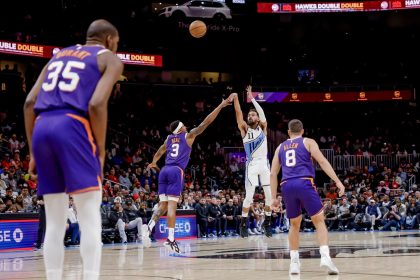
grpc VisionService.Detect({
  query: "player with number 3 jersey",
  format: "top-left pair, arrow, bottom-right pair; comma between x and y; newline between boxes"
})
143,95 -> 234,253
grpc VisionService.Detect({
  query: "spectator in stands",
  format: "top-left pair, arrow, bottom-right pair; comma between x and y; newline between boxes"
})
22,154 -> 30,171
4,172 -> 17,190
221,198 -> 238,236
395,198 -> 407,229
207,197 -> 223,237
324,199 -> 338,231
2,186 -> 14,202
9,134 -> 19,151
15,195 -> 24,212
380,205 -> 401,231
34,196 -> 46,249
26,196 -> 39,212
406,198 -> 420,229
337,198 -> 351,230
66,198 -> 80,246
1,154 -> 11,170
182,197 -> 195,210
366,199 -> 382,230
109,197 -> 143,243
137,202 -> 148,224
326,185 -> 339,200
21,185 -> 32,211
195,198 -> 208,238
108,168 -> 118,183
119,170 -> 132,189
11,151 -> 22,170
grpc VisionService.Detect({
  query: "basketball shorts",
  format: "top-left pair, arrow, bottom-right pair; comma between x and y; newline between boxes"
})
281,177 -> 323,219
245,158 -> 271,187
33,110 -> 102,195
158,165 -> 184,197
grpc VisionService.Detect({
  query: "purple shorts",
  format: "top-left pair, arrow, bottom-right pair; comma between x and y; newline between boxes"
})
32,110 -> 101,195
281,177 -> 323,219
158,165 -> 184,197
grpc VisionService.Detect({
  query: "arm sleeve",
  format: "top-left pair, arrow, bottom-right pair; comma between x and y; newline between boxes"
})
250,98 -> 266,123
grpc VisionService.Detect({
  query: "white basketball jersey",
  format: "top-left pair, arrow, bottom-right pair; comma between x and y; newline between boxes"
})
243,126 -> 268,161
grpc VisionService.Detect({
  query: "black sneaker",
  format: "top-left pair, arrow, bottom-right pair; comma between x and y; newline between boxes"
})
263,218 -> 272,237
240,217 -> 249,238
164,239 -> 180,254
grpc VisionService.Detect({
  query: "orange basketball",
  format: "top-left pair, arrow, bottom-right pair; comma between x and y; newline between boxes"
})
189,20 -> 207,38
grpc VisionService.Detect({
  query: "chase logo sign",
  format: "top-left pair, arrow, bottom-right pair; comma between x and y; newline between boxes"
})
0,220 -> 39,251
155,215 -> 197,240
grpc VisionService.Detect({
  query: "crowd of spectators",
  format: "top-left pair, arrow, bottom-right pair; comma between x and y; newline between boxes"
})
1,83 -> 419,245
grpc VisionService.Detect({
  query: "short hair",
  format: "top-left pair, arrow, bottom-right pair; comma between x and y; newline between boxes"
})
249,108 -> 259,117
86,19 -> 118,41
288,119 -> 303,134
169,120 -> 181,132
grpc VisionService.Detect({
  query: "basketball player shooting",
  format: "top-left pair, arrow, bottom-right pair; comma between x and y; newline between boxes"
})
270,119 -> 345,275
143,95 -> 234,253
23,20 -> 123,280
231,85 -> 272,238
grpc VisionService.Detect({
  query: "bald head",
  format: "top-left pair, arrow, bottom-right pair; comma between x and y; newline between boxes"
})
86,19 -> 118,41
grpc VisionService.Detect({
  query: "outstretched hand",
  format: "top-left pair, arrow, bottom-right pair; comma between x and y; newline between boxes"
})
221,97 -> 233,108
246,85 -> 254,100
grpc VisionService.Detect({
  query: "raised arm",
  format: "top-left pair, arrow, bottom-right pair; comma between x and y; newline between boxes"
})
305,138 -> 345,196
186,97 -> 232,145
270,146 -> 281,202
247,85 -> 267,133
231,93 -> 247,137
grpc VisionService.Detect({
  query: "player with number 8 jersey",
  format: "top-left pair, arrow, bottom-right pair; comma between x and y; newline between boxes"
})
270,119 -> 345,275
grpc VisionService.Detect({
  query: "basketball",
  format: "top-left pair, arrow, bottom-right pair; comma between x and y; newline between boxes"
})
189,20 -> 207,38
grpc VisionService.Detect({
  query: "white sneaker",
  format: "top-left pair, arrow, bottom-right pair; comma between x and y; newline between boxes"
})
253,228 -> 261,235
289,259 -> 301,275
320,256 -> 339,275
142,224 -> 152,248
248,229 -> 256,235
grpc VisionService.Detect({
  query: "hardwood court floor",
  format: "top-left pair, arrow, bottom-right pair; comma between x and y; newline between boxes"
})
1,231 -> 420,280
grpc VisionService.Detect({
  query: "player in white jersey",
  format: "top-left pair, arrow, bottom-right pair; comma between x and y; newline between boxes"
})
232,85 -> 272,238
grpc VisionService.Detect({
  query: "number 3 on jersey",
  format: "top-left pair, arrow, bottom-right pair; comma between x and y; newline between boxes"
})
42,61 -> 86,92
285,150 -> 296,167
170,143 -> 179,157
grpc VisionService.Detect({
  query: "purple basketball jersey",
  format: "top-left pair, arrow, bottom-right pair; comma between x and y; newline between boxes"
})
34,45 -> 106,115
165,132 -> 192,170
279,137 -> 315,180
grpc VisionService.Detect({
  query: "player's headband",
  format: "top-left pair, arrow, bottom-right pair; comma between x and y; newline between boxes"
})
173,122 -> 184,134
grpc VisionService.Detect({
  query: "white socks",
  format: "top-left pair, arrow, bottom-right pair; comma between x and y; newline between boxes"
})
73,191 -> 102,280
148,220 -> 156,231
44,193 -> 68,280
168,228 -> 175,242
320,245 -> 330,257
290,250 -> 300,261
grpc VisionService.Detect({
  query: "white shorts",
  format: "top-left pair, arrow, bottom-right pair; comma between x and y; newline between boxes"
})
245,158 -> 271,187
